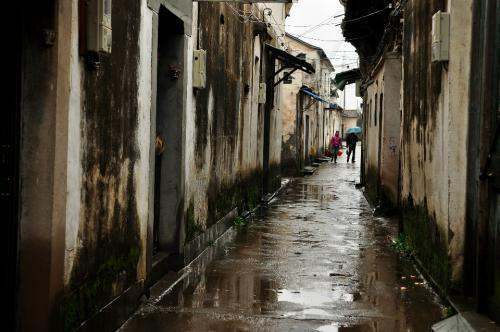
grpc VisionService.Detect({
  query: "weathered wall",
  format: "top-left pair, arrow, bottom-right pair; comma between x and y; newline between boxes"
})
281,35 -> 336,172
364,54 -> 401,206
380,55 -> 401,206
17,0 -> 290,330
18,0 -> 62,330
400,0 -> 473,291
58,0 -> 154,329
184,2 -> 286,241
364,69 -> 383,202
342,116 -> 358,138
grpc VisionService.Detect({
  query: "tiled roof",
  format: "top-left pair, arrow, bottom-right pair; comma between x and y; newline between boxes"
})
342,110 -> 359,118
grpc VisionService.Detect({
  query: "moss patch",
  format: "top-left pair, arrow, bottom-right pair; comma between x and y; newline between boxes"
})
205,170 -> 263,228
185,200 -> 203,243
60,243 -> 140,331
401,195 -> 451,292
364,165 -> 379,204
390,232 -> 414,258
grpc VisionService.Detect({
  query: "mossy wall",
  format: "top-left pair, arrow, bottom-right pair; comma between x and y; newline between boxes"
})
364,165 -> 379,204
401,195 -> 452,293
186,3 -> 282,245
206,169 -> 264,228
59,1 -> 143,330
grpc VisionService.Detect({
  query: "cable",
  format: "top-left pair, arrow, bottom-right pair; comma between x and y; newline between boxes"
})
297,14 -> 336,37
335,7 -> 389,26
223,3 -> 287,46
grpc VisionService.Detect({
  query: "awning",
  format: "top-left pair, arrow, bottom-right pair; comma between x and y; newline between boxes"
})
300,87 -> 330,104
325,103 -> 342,110
266,44 -> 315,74
333,68 -> 361,91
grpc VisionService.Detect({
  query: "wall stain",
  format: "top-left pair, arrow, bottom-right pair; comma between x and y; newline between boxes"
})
60,1 -> 142,330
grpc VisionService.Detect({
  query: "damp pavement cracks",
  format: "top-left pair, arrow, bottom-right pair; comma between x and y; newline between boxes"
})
121,152 -> 445,331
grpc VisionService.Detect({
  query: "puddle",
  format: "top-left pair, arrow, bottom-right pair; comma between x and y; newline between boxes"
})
277,289 -> 332,306
121,151 -> 445,332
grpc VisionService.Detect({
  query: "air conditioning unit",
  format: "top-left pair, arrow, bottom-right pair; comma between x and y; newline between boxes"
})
431,11 -> 450,62
87,0 -> 112,53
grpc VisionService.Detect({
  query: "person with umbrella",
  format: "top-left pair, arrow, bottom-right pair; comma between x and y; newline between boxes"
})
346,127 -> 361,163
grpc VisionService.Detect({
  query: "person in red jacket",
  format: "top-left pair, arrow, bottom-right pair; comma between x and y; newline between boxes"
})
329,131 -> 342,163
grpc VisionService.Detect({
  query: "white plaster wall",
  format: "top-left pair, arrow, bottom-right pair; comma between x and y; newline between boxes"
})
134,0 -> 154,280
343,117 -> 357,134
365,69 -> 384,176
185,2 -> 214,228
364,56 -> 402,205
64,0 -> 83,285
399,0 -> 473,283
445,0 -> 472,281
380,56 -> 402,204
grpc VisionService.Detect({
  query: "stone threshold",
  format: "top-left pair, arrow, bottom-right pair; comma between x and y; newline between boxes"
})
432,296 -> 499,331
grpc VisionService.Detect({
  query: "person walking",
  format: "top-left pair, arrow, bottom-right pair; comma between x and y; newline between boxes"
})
329,131 -> 342,163
346,132 -> 358,163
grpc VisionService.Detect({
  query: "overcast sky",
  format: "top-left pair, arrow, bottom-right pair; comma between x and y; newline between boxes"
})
285,0 -> 362,110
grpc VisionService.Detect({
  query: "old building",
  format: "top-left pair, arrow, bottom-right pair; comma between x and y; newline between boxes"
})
363,52 -> 401,206
340,109 -> 360,138
341,0 -> 500,325
8,1 -> 300,331
281,33 -> 340,173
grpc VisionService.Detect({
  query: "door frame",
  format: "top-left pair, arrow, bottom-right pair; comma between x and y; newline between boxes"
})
147,1 -> 190,278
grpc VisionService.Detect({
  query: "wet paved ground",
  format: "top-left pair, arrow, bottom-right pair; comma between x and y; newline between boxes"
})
122,151 -> 445,331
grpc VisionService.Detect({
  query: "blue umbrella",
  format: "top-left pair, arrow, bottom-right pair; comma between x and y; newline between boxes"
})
346,127 -> 362,134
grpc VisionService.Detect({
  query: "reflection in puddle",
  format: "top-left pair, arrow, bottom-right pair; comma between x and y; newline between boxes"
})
278,289 -> 359,305
284,308 -> 334,319
316,323 -> 373,332
277,289 -> 331,306
121,158 -> 445,332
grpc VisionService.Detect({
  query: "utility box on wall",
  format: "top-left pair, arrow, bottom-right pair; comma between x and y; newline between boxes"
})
87,0 -> 112,53
193,50 -> 207,89
431,11 -> 450,62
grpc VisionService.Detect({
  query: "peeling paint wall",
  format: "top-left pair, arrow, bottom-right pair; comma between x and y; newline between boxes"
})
400,0 -> 473,291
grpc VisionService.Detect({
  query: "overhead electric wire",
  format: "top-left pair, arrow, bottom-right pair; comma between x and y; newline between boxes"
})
297,14 -> 337,37
334,7 -> 389,26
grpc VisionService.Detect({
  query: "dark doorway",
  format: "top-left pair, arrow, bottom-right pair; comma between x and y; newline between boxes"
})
377,93 -> 384,197
153,7 -> 185,255
322,110 -> 326,152
5,4 -> 22,328
263,52 -> 275,194
482,0 -> 500,318
305,115 -> 310,163
466,0 -> 500,322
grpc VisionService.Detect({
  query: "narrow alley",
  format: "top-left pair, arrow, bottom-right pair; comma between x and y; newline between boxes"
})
9,0 -> 499,331
121,152 -> 444,331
